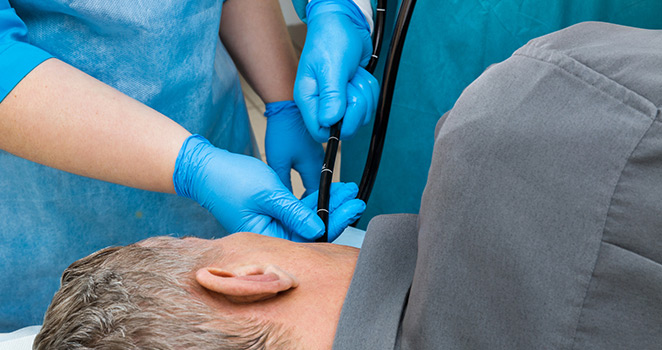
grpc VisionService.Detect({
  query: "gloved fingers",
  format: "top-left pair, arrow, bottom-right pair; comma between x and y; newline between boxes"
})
339,81 -> 368,139
299,182 -> 357,209
338,68 -> 378,139
355,67 -> 379,126
325,182 -> 364,241
294,70 -> 330,143
304,51 -> 355,129
328,182 -> 360,211
327,198 -> 366,241
234,214 -> 279,237
299,186 -> 319,208
266,161 -> 294,193
294,159 -> 323,199
316,76 -> 348,129
300,188 -> 314,199
261,190 -> 325,241
296,182 -> 364,242
290,232 -> 313,243
351,68 -> 376,113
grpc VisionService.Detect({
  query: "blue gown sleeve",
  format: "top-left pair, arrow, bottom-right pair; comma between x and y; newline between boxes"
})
0,0 -> 53,102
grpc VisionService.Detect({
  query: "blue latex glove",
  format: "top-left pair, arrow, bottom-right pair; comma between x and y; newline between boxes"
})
264,100 -> 324,197
173,135 -> 365,241
297,181 -> 365,242
294,0 -> 379,143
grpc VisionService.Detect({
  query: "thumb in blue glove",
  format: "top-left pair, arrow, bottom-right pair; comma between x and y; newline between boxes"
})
294,0 -> 377,143
264,100 -> 324,197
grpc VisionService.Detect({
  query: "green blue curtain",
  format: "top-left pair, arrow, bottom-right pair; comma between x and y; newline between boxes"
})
343,0 -> 662,228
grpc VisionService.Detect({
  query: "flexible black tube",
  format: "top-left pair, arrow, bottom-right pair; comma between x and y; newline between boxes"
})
365,4 -> 386,74
356,0 -> 417,210
315,129 -> 339,237
316,0 -> 386,242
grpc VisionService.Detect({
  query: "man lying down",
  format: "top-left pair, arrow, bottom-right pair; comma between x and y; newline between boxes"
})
34,22 -> 662,350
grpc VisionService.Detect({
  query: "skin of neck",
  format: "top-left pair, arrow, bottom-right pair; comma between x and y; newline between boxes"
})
191,233 -> 359,349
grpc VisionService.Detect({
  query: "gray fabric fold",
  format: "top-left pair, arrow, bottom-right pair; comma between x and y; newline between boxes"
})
335,22 -> 662,349
333,214 -> 419,350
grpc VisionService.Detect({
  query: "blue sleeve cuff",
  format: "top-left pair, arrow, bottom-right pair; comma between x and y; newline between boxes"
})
0,41 -> 52,102
306,0 -> 371,34
264,100 -> 298,118
294,0 -> 376,30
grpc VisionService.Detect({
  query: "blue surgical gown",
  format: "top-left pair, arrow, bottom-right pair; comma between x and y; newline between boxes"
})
0,0 -> 270,331
342,0 -> 662,229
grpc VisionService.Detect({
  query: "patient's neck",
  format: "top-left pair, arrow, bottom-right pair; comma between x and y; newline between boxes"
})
285,243 -> 359,349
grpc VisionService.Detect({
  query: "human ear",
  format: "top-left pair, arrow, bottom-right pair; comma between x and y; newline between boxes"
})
195,265 -> 299,304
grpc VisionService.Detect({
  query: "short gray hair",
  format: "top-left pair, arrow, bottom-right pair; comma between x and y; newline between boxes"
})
33,236 -> 297,350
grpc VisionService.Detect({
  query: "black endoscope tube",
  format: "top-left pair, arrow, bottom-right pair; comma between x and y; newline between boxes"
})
356,0 -> 417,209
316,0 -> 386,242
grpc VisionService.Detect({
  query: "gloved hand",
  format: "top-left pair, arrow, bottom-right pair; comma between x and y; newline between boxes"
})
173,134 -> 365,241
294,0 -> 379,143
297,181 -> 365,242
264,100 -> 324,197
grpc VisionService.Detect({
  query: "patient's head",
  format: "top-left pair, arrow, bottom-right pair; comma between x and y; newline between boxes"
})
34,233 -> 359,350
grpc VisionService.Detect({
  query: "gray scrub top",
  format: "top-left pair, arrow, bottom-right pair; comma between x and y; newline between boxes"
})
334,22 -> 662,349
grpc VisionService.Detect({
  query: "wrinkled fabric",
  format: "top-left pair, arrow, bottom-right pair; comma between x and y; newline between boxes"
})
0,0 -> 256,331
333,214 -> 418,349
335,22 -> 662,349
341,0 -> 662,229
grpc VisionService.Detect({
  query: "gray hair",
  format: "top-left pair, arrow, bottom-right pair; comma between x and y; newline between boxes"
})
33,236 -> 297,350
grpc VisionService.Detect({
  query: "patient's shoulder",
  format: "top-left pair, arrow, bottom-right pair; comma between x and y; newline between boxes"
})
518,22 -> 662,108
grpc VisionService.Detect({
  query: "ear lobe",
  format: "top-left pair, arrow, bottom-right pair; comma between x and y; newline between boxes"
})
195,265 -> 299,304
